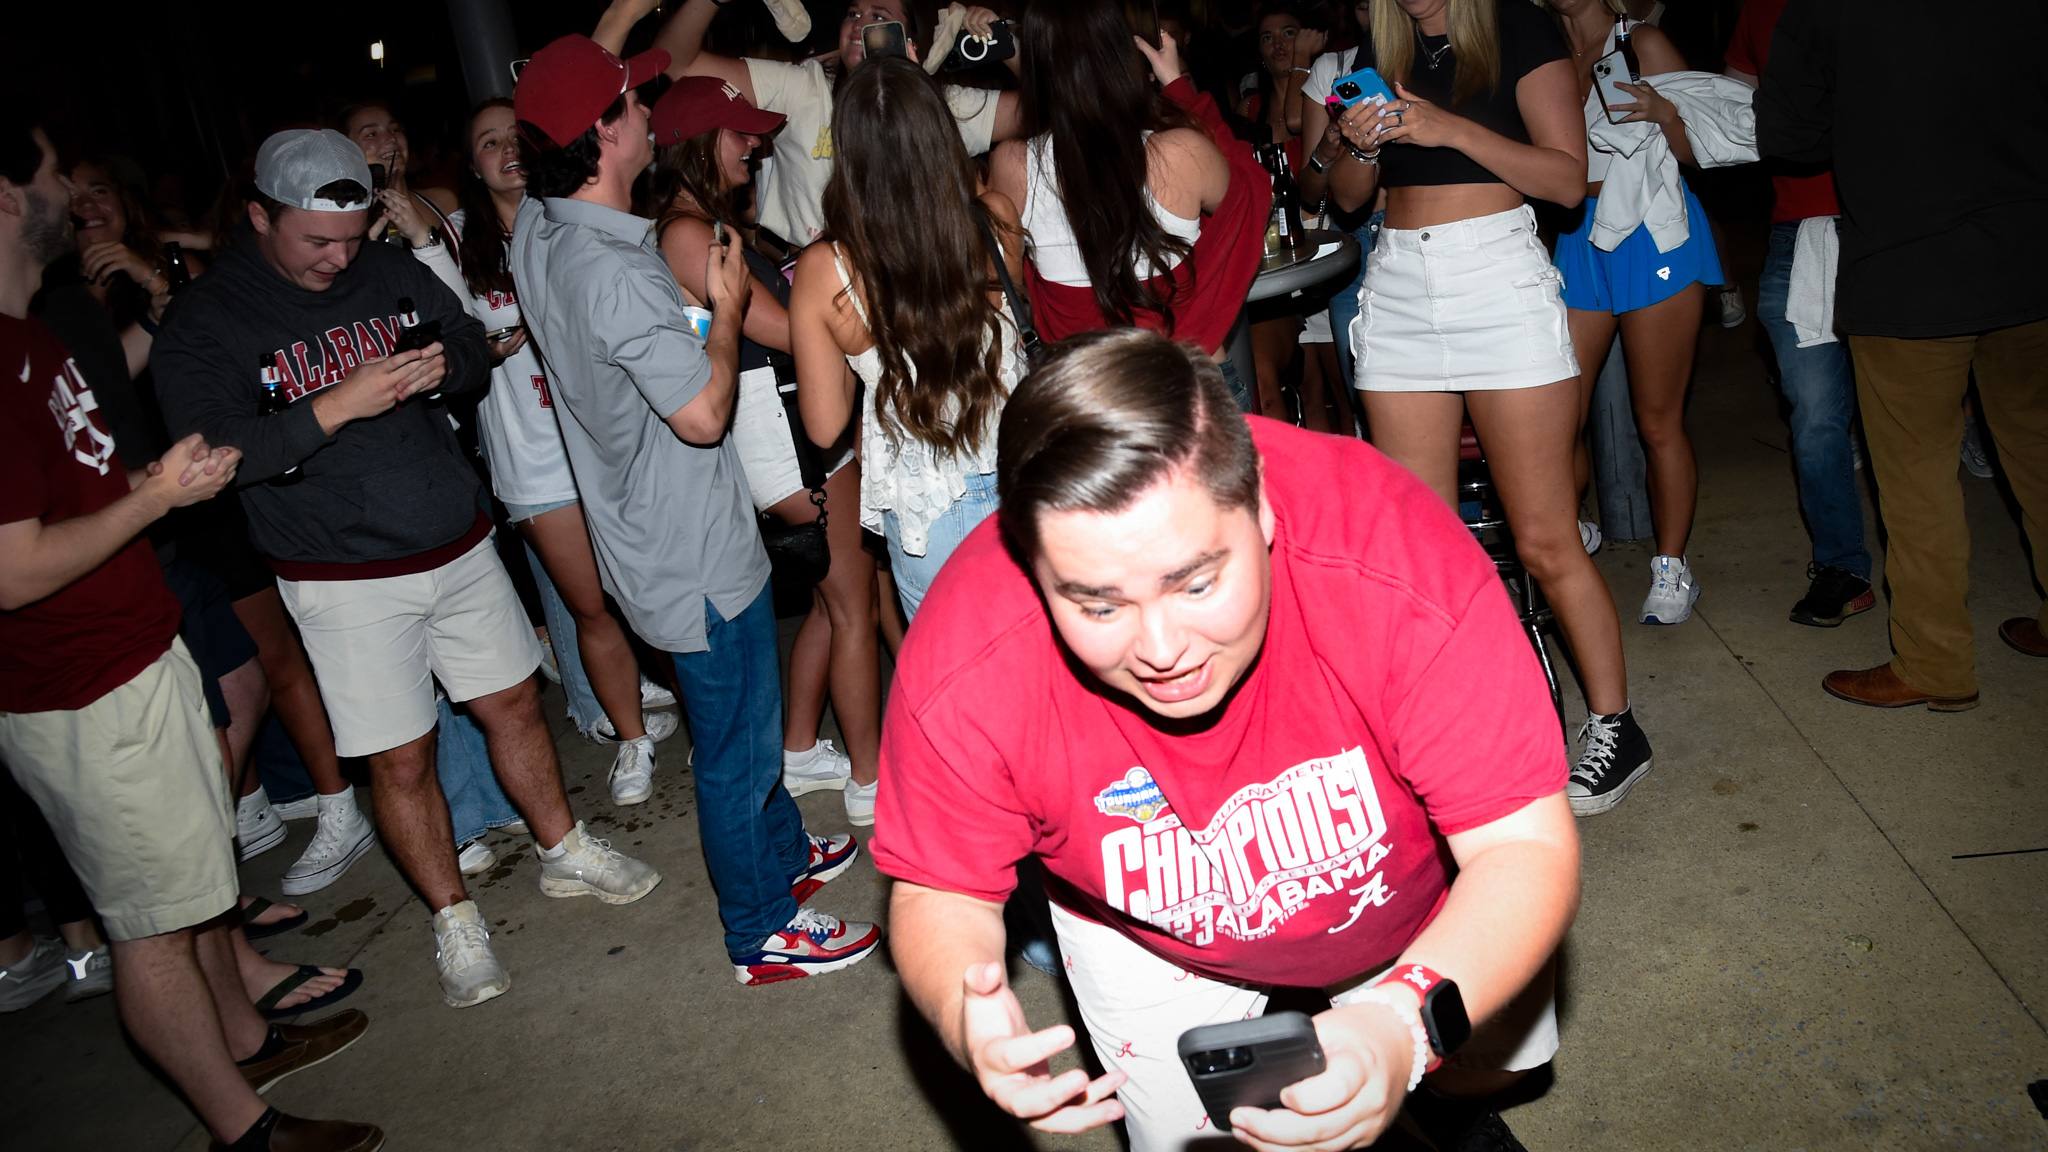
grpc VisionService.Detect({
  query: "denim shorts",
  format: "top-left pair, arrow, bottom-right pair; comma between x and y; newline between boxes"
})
1554,188 -> 1724,315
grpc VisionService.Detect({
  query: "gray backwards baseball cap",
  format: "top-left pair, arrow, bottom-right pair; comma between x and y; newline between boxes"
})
254,129 -> 374,212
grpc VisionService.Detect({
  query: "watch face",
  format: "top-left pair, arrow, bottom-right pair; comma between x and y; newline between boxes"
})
1421,981 -> 1473,1058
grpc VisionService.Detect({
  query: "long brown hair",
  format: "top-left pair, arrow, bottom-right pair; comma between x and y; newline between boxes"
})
1021,0 -> 1198,332
822,56 -> 1011,459
1371,0 -> 1500,104
651,127 -> 740,242
456,98 -> 517,301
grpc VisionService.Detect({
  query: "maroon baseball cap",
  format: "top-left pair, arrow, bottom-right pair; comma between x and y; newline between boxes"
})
514,35 -> 671,148
650,75 -> 787,147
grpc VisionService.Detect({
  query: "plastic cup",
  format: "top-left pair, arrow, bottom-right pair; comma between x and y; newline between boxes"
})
681,306 -> 713,341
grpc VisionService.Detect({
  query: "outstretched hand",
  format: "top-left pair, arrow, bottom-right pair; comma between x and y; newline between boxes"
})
960,961 -> 1127,1133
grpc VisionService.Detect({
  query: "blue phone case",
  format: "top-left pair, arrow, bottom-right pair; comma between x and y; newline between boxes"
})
1328,66 -> 1395,110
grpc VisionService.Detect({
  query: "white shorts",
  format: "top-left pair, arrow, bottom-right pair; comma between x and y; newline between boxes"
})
0,639 -> 237,941
730,365 -> 851,512
1049,903 -> 1559,1152
277,535 -> 541,758
1350,204 -> 1579,393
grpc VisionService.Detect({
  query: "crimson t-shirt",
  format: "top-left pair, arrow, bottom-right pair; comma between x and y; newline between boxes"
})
0,314 -> 180,713
1725,0 -> 1840,223
872,419 -> 1567,988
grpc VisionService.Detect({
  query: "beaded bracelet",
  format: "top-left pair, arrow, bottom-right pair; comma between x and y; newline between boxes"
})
1352,988 -> 1429,1094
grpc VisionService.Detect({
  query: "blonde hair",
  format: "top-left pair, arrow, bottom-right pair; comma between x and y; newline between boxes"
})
1371,0 -> 1501,105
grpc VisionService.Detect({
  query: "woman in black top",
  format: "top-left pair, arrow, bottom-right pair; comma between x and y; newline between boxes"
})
1327,0 -> 1652,817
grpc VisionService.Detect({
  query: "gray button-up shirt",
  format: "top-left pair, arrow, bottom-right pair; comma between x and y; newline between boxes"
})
509,196 -> 768,653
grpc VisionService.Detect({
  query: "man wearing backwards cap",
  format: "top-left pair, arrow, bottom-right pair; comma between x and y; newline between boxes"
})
156,127 -> 663,1013
511,36 -> 881,985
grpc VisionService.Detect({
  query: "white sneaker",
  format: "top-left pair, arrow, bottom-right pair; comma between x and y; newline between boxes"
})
0,936 -> 67,1012
783,740 -> 853,797
280,787 -> 378,896
639,676 -> 677,709
588,710 -> 679,744
1718,286 -> 1746,328
610,736 -> 656,806
537,822 -> 661,904
432,900 -> 510,1008
457,839 -> 496,876
1640,555 -> 1700,625
843,777 -> 877,827
536,633 -> 562,684
236,788 -> 288,861
62,945 -> 113,1002
270,793 -> 320,821
1579,520 -> 1603,556
496,819 -> 529,837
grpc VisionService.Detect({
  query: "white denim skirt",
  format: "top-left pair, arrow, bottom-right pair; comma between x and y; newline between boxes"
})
1349,204 -> 1580,392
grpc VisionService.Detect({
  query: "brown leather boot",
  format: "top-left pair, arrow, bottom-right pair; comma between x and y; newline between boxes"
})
214,1107 -> 383,1152
1998,617 -> 2048,657
1823,664 -> 1979,711
236,1009 -> 369,1092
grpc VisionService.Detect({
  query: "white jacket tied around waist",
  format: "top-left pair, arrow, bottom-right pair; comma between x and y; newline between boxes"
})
1584,70 -> 1757,253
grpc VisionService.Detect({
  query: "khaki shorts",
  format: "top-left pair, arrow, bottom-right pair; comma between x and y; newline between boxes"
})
0,639 -> 237,941
278,535 -> 541,758
1048,902 -> 1559,1152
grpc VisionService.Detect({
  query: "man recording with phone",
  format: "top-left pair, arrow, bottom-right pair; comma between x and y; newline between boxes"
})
875,331 -> 1580,1151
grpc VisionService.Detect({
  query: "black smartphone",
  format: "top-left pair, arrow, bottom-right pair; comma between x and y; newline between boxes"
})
942,20 -> 1017,71
1128,0 -> 1161,48
367,162 -> 388,192
391,318 -> 443,354
862,20 -> 909,60
1178,1012 -> 1327,1134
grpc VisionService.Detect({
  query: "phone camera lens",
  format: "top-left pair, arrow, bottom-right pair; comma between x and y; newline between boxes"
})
1190,1046 -> 1257,1075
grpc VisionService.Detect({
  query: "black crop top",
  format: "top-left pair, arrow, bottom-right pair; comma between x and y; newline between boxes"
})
1365,0 -> 1570,188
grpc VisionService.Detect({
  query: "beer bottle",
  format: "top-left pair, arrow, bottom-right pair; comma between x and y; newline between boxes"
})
257,353 -> 304,485
163,241 -> 192,294
1270,147 -> 1307,254
1615,15 -> 1642,83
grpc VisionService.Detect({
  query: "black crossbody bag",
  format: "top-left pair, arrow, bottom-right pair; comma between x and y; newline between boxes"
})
756,349 -> 833,591
974,211 -> 1045,369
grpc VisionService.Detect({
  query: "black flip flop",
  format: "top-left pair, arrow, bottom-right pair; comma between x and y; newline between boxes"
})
240,896 -> 308,941
256,965 -> 364,1021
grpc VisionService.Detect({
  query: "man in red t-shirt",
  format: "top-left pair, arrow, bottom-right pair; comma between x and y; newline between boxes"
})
875,330 -> 1578,1151
1724,0 -> 1874,631
0,119 -> 381,1152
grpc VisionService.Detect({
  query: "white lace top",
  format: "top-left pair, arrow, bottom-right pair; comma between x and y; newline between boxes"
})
831,244 -> 1024,556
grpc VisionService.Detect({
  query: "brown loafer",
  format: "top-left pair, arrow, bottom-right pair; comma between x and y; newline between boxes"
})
1823,664 -> 1979,712
237,1009 -> 369,1093
1998,617 -> 2048,657
212,1107 -> 384,1152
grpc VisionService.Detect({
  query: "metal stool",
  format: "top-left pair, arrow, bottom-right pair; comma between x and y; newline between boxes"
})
1457,423 -> 1568,737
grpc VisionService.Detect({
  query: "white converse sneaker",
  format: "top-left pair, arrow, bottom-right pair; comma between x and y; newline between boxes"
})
270,793 -> 320,821
62,945 -> 113,1002
782,740 -> 853,797
432,900 -> 510,1008
639,676 -> 677,709
610,736 -> 656,806
588,710 -> 679,744
457,839 -> 496,876
537,822 -> 661,904
280,787 -> 378,896
843,777 -> 877,827
236,788 -> 288,861
1640,555 -> 1700,625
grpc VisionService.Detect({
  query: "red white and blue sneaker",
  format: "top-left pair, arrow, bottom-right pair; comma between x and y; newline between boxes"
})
733,909 -> 880,985
791,833 -> 858,903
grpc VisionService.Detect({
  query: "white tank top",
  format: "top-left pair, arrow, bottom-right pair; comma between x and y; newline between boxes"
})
1021,134 -> 1202,286
830,244 -> 1023,557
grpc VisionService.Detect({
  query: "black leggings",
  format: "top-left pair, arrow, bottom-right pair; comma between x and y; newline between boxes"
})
0,768 -> 96,940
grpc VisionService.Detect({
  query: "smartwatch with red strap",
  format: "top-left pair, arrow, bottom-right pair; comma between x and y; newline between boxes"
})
1384,963 -> 1472,1070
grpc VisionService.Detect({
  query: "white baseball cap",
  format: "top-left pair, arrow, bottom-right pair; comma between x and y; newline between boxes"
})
254,129 -> 374,212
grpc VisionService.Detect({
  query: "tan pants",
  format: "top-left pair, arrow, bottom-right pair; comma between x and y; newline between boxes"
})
1848,318 -> 2048,697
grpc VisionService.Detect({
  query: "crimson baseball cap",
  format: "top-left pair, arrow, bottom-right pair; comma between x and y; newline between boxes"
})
514,35 -> 671,148
650,75 -> 787,146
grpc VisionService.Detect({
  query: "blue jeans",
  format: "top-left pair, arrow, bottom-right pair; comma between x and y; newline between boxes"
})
524,538 -> 606,737
436,697 -> 519,847
885,470 -> 1000,621
671,586 -> 808,958
1757,220 -> 1869,579
1329,210 -> 1386,390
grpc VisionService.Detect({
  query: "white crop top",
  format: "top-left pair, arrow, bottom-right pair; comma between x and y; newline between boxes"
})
1021,134 -> 1202,286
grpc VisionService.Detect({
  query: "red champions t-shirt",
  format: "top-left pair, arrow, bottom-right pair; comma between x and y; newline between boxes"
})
1725,0 -> 1840,224
0,314 -> 181,713
872,419 -> 1567,988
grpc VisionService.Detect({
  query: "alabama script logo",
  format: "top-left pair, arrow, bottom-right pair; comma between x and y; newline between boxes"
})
1093,749 -> 1397,949
260,310 -> 412,404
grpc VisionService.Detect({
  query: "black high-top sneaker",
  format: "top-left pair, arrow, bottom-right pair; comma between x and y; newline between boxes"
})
1569,705 -> 1653,816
